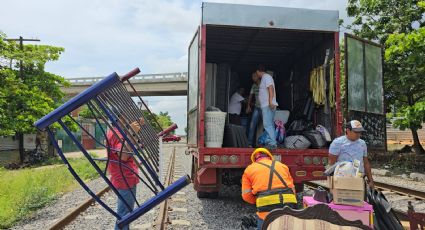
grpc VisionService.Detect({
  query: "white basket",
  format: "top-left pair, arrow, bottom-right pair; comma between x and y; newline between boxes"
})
205,111 -> 227,147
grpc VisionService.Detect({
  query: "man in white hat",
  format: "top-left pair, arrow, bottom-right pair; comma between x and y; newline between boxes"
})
328,120 -> 374,188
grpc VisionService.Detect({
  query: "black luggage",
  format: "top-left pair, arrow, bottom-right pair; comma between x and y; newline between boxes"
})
223,124 -> 249,148
303,130 -> 326,148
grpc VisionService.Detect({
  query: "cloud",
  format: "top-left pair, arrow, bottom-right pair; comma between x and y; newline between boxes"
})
0,0 -> 200,77
1,0 -> 350,133
1,0 -> 350,77
143,96 -> 187,135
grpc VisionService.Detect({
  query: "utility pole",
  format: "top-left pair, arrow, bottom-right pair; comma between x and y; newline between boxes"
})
3,36 -> 40,163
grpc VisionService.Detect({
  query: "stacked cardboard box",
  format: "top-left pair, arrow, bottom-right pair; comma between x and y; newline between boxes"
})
328,176 -> 364,206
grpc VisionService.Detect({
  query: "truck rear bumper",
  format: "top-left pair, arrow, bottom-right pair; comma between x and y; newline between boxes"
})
192,147 -> 329,183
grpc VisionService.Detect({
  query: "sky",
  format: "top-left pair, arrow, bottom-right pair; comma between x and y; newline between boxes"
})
0,0 -> 350,135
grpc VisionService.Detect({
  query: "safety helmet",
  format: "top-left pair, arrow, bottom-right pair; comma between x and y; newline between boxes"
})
250,148 -> 274,163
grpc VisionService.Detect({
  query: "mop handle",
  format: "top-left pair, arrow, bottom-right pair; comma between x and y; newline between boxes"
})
158,123 -> 178,137
121,68 -> 141,82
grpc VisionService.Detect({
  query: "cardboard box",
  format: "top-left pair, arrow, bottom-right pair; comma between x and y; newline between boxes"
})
328,176 -> 334,188
332,189 -> 364,206
329,176 -> 365,206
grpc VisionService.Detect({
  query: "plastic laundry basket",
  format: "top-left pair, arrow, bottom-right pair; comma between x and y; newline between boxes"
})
205,111 -> 227,147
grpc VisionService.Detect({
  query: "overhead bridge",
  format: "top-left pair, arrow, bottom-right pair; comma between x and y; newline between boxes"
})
63,72 -> 188,96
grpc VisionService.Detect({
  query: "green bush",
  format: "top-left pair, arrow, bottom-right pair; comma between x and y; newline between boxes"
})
0,158 -> 103,228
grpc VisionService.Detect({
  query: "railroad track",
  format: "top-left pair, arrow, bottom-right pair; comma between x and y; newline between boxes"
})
48,147 -> 178,230
374,181 -> 425,201
305,180 -> 425,201
48,185 -> 111,230
155,146 -> 176,230
305,180 -> 425,222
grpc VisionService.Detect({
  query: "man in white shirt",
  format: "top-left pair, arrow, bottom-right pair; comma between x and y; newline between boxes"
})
328,120 -> 374,188
256,65 -> 278,149
228,88 -> 245,125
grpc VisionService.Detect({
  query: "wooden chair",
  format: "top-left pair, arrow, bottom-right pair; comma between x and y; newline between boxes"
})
261,204 -> 373,230
408,201 -> 425,230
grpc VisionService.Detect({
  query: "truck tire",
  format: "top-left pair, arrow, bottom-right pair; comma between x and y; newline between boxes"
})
209,191 -> 219,199
197,191 -> 210,198
197,191 -> 219,199
295,183 -> 304,193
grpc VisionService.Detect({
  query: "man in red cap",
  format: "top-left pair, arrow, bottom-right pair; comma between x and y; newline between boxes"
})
328,120 -> 374,188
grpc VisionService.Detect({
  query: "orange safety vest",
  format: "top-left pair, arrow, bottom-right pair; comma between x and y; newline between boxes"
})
241,159 -> 297,220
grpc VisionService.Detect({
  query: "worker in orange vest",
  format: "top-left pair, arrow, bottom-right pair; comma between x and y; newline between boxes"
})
242,148 -> 297,229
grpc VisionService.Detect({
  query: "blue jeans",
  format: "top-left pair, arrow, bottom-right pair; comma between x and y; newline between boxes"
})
248,107 -> 262,146
257,216 -> 264,230
261,106 -> 277,146
115,186 -> 137,230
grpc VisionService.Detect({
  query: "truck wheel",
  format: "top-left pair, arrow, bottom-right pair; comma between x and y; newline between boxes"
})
196,191 -> 219,199
295,183 -> 304,193
209,191 -> 219,199
197,191 -> 210,198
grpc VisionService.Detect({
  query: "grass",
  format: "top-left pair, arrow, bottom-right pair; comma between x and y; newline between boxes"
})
0,155 -> 103,229
371,144 -> 425,174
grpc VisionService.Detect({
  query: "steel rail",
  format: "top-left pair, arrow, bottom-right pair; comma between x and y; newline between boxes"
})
374,181 -> 425,201
48,186 -> 111,230
155,147 -> 176,230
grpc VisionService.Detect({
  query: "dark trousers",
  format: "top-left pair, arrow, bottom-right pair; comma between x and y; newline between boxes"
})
229,114 -> 241,125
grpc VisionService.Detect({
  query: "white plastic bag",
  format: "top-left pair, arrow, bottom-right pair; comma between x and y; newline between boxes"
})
316,125 -> 331,142
334,161 -> 356,177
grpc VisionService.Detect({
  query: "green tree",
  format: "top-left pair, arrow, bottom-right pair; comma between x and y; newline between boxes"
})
392,102 -> 425,139
0,33 -> 69,136
78,105 -> 96,119
346,0 -> 425,44
142,110 -> 174,133
385,28 -> 425,153
142,110 -> 161,132
157,111 -> 173,130
346,0 -> 425,153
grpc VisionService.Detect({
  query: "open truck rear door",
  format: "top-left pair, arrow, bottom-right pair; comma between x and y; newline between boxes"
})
187,28 -> 200,147
344,33 -> 386,151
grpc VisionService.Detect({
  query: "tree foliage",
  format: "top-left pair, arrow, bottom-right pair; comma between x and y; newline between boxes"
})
346,0 -> 425,153
157,111 -> 173,130
384,28 -> 425,152
78,105 -> 96,119
385,27 -> 425,107
392,102 -> 425,132
346,0 -> 425,43
142,110 -> 174,133
0,32 -> 69,136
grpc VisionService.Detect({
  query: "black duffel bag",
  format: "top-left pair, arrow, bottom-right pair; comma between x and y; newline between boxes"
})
303,130 -> 326,148
287,119 -> 312,136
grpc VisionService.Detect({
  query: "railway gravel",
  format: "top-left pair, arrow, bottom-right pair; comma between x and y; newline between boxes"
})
61,143 -> 255,230
162,144 -> 254,230
373,175 -> 425,193
12,143 -> 425,229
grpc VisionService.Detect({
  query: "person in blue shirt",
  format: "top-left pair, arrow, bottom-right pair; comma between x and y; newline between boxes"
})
328,120 -> 374,188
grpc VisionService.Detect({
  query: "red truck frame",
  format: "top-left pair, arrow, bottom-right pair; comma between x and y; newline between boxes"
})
187,3 -> 385,197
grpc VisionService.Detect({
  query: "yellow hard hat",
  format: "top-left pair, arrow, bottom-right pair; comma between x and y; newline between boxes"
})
251,148 -> 274,163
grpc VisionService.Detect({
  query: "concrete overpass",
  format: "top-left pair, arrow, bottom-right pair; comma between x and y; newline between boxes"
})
63,72 -> 188,96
